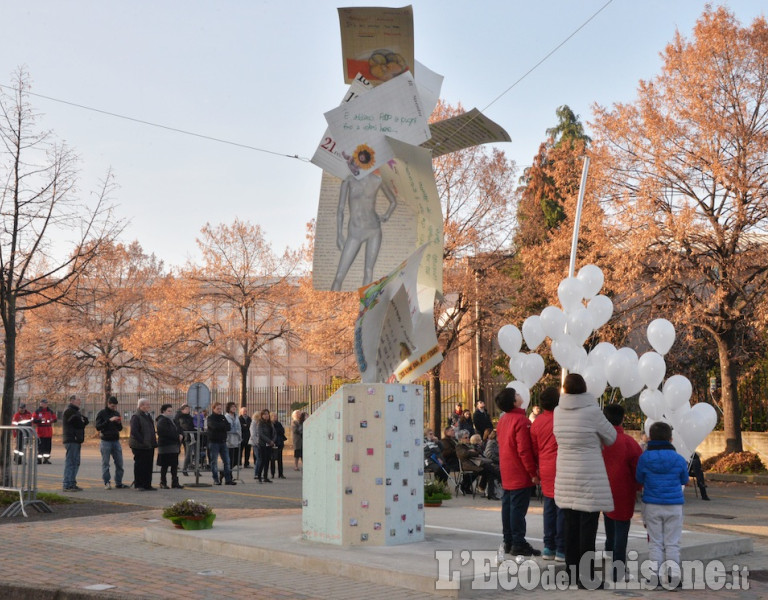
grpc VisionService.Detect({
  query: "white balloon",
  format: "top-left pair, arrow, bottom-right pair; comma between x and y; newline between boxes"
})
498,324 -> 522,356
639,389 -> 665,420
637,351 -> 666,390
522,315 -> 546,351
586,295 -> 613,330
606,347 -> 638,389
552,335 -> 580,370
582,364 -> 607,397
665,404 -> 691,433
505,380 -> 530,411
647,319 -> 676,355
616,346 -> 639,364
678,403 -> 718,452
587,342 -> 616,368
672,436 -> 693,461
509,352 -> 527,382
520,353 -> 545,388
566,307 -> 593,345
605,351 -> 628,388
557,277 -> 586,314
577,264 -> 604,299
663,375 -> 692,412
571,346 -> 589,374
620,365 -> 644,398
540,306 -> 566,340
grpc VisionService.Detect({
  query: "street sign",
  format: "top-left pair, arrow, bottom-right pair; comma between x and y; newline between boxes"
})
186,382 -> 211,410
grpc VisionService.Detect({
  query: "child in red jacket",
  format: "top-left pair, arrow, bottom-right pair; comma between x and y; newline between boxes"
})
602,404 -> 643,584
496,387 -> 540,557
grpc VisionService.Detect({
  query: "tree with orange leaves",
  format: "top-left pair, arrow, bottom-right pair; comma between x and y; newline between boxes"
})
426,101 -> 518,434
18,241 -> 166,402
591,7 -> 768,453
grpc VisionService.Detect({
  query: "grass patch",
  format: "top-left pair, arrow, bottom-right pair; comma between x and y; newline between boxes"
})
0,491 -> 75,506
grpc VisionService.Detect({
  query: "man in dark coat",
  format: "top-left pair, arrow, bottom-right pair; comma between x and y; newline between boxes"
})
94,396 -> 127,489
473,400 -> 494,439
128,398 -> 157,491
206,402 -> 236,485
62,396 -> 89,491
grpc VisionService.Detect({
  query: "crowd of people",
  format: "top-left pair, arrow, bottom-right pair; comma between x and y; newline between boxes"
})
12,396 -> 302,492
423,374 -> 704,589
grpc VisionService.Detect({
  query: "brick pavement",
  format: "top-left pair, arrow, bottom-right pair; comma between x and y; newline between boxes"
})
0,508 -> 445,600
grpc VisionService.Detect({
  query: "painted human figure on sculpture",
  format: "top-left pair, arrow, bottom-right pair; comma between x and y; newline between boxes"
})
331,173 -> 397,291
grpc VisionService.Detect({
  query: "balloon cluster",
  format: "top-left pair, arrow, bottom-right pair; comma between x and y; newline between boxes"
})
498,264 -> 718,459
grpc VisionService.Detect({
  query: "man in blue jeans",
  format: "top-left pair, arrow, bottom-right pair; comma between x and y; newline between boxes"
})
62,396 -> 89,491
94,396 -> 128,489
495,388 -> 541,556
206,402 -> 236,485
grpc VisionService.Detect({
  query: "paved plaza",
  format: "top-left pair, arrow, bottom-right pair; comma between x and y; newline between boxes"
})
1,444 -> 767,599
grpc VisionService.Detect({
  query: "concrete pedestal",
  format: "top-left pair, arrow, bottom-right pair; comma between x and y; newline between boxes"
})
301,383 -> 425,546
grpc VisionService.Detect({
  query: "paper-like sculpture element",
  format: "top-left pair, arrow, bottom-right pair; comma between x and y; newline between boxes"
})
338,6 -> 415,85
355,244 -> 441,383
312,74 -> 375,181
378,137 -> 442,294
323,72 -> 430,179
312,136 -> 442,293
421,108 -> 511,158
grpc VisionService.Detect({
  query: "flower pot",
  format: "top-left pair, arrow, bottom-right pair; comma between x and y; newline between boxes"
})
180,513 -> 216,530
165,513 -> 216,530
424,499 -> 443,507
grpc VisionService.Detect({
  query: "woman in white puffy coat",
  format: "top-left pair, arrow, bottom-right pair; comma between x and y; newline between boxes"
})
553,373 -> 617,588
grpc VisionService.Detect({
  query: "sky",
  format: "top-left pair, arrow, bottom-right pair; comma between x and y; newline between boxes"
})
2,1 -> 766,270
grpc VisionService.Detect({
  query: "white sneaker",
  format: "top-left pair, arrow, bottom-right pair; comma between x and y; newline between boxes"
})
105,482 -> 112,490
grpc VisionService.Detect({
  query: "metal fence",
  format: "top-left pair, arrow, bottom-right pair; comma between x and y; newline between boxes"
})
0,426 -> 52,517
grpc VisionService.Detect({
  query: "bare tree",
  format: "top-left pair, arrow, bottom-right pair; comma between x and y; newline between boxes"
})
184,219 -> 301,407
0,70 -> 119,481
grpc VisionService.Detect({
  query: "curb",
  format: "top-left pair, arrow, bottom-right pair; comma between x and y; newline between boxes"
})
706,472 -> 768,485
0,582 -> 155,600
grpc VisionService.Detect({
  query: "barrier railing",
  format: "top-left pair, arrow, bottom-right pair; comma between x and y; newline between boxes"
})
182,430 -> 211,488
0,426 -> 52,517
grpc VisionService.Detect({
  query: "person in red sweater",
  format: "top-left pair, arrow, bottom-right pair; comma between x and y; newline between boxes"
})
601,403 -> 643,583
530,387 -> 565,561
496,387 -> 540,557
33,399 -> 57,464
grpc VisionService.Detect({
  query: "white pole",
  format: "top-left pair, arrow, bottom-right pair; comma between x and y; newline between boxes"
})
562,156 -> 590,387
568,156 -> 590,278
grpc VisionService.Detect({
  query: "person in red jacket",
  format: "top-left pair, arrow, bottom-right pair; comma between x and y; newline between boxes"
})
12,403 -> 34,464
496,387 -> 540,557
32,399 -> 57,464
601,403 -> 643,584
530,387 -> 565,561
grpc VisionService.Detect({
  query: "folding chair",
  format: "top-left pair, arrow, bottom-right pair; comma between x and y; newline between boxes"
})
457,461 -> 479,498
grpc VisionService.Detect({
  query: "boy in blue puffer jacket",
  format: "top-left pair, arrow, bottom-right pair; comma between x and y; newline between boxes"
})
636,421 -> 689,588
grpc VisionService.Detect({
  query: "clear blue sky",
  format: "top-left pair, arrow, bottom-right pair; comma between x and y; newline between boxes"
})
2,1 -> 765,269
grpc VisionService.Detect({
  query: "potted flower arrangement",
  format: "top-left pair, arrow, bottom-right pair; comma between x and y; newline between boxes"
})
424,480 -> 451,507
162,499 -> 216,530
